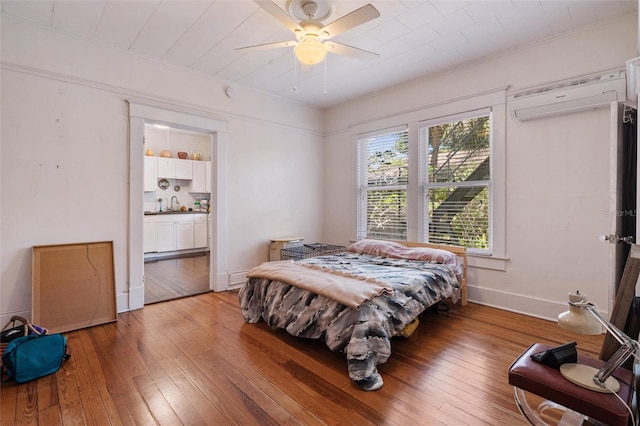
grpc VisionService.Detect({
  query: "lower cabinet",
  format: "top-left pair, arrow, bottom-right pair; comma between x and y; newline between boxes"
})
194,215 -> 208,248
176,220 -> 194,250
157,221 -> 176,252
145,213 -> 207,253
143,216 -> 158,253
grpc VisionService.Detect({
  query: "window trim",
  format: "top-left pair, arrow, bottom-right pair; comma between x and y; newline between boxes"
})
352,88 -> 507,269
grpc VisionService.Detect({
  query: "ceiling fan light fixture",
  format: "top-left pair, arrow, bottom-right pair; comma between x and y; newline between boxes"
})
294,37 -> 327,65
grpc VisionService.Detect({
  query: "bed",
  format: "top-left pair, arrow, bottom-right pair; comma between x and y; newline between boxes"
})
238,239 -> 468,391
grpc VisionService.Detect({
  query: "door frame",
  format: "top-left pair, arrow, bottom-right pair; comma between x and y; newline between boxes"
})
127,101 -> 228,311
608,102 -> 625,316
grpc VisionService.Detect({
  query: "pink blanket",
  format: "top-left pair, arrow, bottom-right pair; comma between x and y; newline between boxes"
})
246,261 -> 393,310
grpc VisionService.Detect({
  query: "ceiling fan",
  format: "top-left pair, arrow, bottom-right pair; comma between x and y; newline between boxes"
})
236,0 -> 380,66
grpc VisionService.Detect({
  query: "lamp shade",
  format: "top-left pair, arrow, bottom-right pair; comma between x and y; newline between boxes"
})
557,292 -> 603,335
294,37 -> 327,65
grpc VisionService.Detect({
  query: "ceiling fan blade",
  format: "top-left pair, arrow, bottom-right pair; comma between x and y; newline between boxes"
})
324,42 -> 379,62
320,4 -> 380,39
235,40 -> 297,53
253,0 -> 303,33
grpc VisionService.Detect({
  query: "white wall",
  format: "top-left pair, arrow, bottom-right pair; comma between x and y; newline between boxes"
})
323,15 -> 638,320
0,16 -> 324,322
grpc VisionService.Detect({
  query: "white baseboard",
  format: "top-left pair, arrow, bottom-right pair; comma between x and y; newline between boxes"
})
467,285 -> 609,322
229,270 -> 247,290
124,285 -> 144,312
117,293 -> 130,314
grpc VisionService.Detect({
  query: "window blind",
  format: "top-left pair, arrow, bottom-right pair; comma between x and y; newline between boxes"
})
420,114 -> 491,251
357,129 -> 409,240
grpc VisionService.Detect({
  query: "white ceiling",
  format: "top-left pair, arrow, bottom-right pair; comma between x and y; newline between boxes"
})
1,0 -> 637,109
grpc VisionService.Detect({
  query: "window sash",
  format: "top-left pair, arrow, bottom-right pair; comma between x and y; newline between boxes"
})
364,188 -> 407,241
420,112 -> 492,253
358,128 -> 409,241
426,184 -> 490,249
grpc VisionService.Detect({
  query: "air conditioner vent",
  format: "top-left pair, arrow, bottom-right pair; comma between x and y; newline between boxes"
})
508,71 -> 626,121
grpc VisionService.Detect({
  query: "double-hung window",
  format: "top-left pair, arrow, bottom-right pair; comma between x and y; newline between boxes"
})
357,126 -> 409,241
419,111 -> 492,253
354,89 -> 505,264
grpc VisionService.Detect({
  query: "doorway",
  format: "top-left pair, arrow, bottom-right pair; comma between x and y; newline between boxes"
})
143,124 -> 212,304
128,102 -> 229,312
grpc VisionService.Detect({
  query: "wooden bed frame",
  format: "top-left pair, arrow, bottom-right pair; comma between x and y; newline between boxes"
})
388,240 -> 468,306
267,239 -> 468,307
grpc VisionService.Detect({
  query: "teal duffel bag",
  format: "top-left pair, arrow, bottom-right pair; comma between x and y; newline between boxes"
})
2,333 -> 70,383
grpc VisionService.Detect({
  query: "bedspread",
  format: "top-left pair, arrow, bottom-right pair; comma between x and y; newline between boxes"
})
238,252 -> 460,391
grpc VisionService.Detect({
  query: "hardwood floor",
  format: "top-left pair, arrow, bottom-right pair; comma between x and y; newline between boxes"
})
1,291 -> 605,425
144,253 -> 210,304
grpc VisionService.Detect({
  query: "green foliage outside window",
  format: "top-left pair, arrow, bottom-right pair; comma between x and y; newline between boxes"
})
427,117 -> 490,249
362,115 -> 491,249
365,133 -> 408,240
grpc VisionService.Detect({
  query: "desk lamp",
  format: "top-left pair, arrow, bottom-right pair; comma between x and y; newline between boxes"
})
557,291 -> 638,393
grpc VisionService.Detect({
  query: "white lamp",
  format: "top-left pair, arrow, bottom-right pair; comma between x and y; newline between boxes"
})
557,291 -> 638,393
557,292 -> 603,335
294,36 -> 327,65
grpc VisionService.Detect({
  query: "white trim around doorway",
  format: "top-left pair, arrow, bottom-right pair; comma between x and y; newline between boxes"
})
127,101 -> 229,312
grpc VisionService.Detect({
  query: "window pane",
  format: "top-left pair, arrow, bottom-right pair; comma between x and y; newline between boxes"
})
428,186 -> 489,249
367,189 -> 407,240
428,117 -> 490,183
366,132 -> 408,186
359,129 -> 409,241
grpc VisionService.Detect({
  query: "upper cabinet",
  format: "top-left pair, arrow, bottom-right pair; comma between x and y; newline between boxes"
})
191,161 -> 211,193
175,159 -> 193,180
144,156 -> 157,192
157,157 -> 193,180
205,161 -> 212,193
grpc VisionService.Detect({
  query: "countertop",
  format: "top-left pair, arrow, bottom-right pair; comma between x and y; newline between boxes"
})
144,211 -> 209,215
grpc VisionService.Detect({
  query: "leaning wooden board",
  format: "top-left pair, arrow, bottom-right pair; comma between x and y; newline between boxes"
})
32,241 -> 117,333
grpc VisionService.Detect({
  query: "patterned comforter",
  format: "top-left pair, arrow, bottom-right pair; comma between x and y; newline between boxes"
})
238,252 -> 461,391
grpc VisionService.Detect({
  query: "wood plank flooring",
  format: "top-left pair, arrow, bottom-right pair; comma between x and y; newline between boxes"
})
144,253 -> 210,304
1,290 -> 606,425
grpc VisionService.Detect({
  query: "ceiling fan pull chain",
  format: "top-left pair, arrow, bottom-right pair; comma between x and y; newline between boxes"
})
293,50 -> 298,91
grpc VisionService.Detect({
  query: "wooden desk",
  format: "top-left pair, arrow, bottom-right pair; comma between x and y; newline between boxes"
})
508,343 -> 634,426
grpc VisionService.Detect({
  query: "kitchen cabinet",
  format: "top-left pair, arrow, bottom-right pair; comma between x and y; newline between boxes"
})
157,158 -> 193,180
144,156 -> 157,192
175,159 -> 193,180
194,214 -> 208,248
156,157 -> 173,179
143,215 -> 157,253
176,219 -> 194,250
146,213 -> 207,254
191,161 -> 207,193
155,214 -> 196,252
157,220 -> 176,252
205,161 -> 212,193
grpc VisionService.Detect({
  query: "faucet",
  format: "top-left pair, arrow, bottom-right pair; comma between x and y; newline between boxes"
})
170,196 -> 179,211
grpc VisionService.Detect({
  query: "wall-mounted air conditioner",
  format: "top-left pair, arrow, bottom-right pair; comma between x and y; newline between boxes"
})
626,57 -> 640,106
507,71 -> 626,121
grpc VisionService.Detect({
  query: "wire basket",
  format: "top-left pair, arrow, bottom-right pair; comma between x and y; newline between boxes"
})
281,243 -> 346,260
